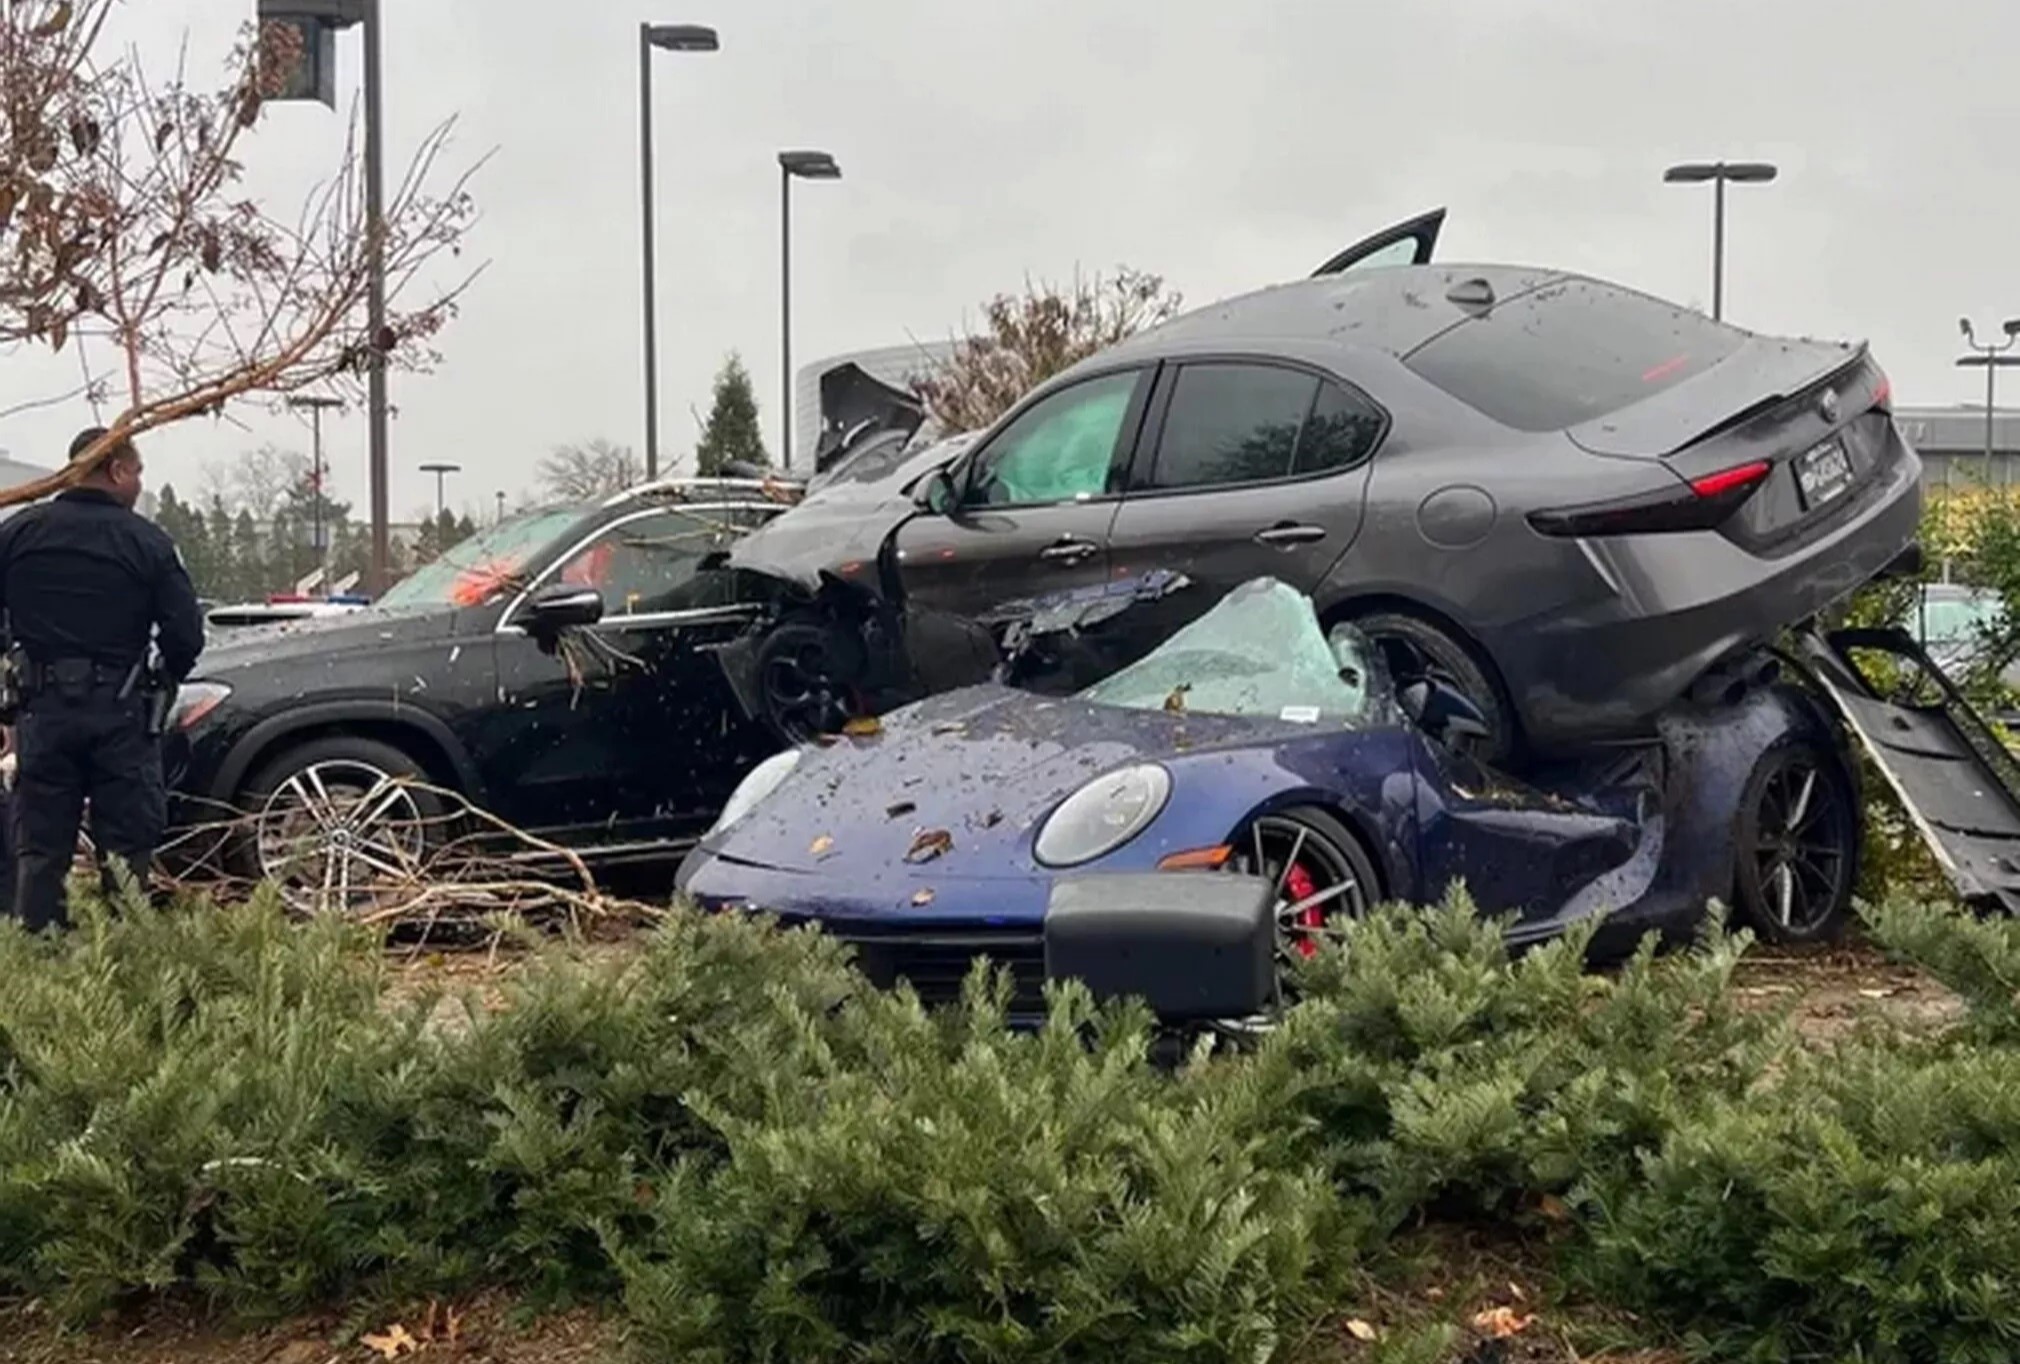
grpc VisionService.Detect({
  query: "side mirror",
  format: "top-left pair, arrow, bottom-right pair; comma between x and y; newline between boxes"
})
1400,675 -> 1491,749
521,585 -> 604,634
914,466 -> 959,515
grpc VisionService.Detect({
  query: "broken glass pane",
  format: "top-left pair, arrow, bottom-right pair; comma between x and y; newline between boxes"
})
1076,577 -> 1388,726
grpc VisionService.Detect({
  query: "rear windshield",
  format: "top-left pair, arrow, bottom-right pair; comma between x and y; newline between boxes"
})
1404,278 -> 1746,432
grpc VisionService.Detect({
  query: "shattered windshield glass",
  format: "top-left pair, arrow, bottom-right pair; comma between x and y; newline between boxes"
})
377,507 -> 589,611
1074,578 -> 1388,726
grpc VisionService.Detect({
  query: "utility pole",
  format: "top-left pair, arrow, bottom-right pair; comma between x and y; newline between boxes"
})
286,394 -> 343,591
1957,316 -> 2020,479
1662,160 -> 1779,321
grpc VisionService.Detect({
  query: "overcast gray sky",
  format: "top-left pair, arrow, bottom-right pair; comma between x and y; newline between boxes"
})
1,0 -> 2014,520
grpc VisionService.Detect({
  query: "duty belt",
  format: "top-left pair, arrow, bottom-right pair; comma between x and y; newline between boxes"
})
21,658 -> 139,695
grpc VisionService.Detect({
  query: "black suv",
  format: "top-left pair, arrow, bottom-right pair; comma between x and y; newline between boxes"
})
162,478 -> 793,906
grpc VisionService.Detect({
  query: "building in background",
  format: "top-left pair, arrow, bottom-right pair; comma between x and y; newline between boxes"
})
795,340 -> 958,464
1897,405 -> 2020,488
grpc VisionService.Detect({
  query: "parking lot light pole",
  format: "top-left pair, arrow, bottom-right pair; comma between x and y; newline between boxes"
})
420,461 -> 461,517
286,394 -> 343,588
1662,160 -> 1778,321
777,149 -> 841,472
639,22 -> 720,481
1956,317 -> 2020,473
257,0 -> 391,593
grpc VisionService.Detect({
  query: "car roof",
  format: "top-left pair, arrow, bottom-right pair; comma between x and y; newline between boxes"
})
1080,263 -> 1573,374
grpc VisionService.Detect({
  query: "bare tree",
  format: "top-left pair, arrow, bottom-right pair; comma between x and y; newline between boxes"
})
536,437 -> 641,501
197,441 -> 308,522
0,1 -> 482,504
910,267 -> 1183,433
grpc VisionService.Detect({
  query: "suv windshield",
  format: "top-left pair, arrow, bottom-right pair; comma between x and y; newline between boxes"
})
1074,578 -> 1386,727
377,507 -> 589,611
1404,277 -> 1745,432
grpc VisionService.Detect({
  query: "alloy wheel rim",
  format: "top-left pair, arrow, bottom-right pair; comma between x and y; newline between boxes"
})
1216,814 -> 1369,1034
762,641 -> 850,741
1750,757 -> 1850,934
254,760 -> 427,914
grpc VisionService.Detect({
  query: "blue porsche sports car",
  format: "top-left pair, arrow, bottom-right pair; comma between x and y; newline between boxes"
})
677,574 -> 1884,1019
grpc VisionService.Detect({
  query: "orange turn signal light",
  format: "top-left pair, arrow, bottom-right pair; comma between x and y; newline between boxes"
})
1157,845 -> 1233,871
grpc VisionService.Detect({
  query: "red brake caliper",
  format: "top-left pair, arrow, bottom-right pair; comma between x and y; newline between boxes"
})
1285,862 -> 1322,958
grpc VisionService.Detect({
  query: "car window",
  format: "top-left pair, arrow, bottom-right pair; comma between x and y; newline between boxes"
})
1075,577 -> 1389,728
1403,277 -> 1746,432
378,507 -> 590,611
554,508 -> 743,616
1337,236 -> 1420,272
1148,364 -> 1380,489
966,371 -> 1139,508
1294,381 -> 1386,476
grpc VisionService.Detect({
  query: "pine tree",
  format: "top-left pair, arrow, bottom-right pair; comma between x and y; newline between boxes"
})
695,352 -> 770,476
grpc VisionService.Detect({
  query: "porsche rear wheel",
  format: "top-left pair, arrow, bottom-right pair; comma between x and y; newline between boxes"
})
1733,740 -> 1857,944
1218,806 -> 1379,1029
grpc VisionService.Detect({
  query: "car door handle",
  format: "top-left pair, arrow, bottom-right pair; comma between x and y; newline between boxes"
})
1254,522 -> 1328,547
1039,537 -> 1100,563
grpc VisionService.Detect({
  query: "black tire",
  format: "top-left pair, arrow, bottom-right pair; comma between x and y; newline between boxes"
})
1219,805 -> 1382,1027
1337,609 -> 1520,767
232,735 -> 446,915
1732,739 -> 1858,945
756,618 -> 870,743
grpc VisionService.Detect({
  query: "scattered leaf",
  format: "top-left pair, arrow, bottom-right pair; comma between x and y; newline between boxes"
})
1344,1318 -> 1379,1342
33,1 -> 72,38
982,810 -> 1003,829
1858,987 -> 1896,1000
886,800 -> 917,819
930,722 -> 966,736
1507,1281 -> 1527,1301
1537,1193 -> 1571,1223
1471,1306 -> 1534,1339
912,888 -> 936,906
843,715 -> 883,737
809,834 -> 835,858
811,733 -> 838,747
360,1323 -> 418,1359
906,828 -> 953,863
1163,683 -> 1191,713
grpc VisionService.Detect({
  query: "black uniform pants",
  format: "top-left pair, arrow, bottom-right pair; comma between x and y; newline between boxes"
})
11,688 -> 165,932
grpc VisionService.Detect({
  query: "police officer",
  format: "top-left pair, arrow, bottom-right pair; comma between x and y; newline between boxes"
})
0,429 -> 204,930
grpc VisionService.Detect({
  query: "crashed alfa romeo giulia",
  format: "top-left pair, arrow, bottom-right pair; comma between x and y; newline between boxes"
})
719,209 -> 1923,767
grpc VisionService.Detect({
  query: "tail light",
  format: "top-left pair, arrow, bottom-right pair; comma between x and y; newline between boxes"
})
1528,461 -> 1771,538
1872,370 -> 1893,412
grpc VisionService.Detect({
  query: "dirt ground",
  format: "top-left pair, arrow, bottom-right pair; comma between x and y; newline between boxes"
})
0,931 -> 1958,1364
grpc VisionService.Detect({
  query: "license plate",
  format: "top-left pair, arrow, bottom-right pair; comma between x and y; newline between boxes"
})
1795,438 -> 1854,509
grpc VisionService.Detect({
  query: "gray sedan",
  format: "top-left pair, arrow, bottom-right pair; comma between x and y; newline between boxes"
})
734,211 -> 1923,761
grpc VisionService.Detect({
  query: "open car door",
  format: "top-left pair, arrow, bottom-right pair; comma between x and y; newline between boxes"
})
1310,207 -> 1445,277
1800,627 -> 2020,912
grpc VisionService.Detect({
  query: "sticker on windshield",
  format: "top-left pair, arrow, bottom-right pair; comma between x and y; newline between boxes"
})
1280,705 -> 1322,724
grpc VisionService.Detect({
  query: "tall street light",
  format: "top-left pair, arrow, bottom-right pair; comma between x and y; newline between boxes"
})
1662,160 -> 1778,321
420,461 -> 461,517
638,22 -> 720,481
777,149 -> 841,472
1957,316 -> 2020,475
286,394 -> 343,589
257,0 -> 392,594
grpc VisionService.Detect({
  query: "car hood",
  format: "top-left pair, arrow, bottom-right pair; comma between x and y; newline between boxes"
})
707,682 -> 1344,876
194,606 -> 469,677
728,435 -> 971,591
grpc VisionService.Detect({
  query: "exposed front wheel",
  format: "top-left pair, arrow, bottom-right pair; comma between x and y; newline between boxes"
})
755,619 -> 869,744
1733,740 -> 1857,944
1216,806 -> 1380,1031
235,737 -> 445,916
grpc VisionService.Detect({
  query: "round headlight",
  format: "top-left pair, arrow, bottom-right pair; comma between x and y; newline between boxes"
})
709,748 -> 803,837
1033,763 -> 1172,868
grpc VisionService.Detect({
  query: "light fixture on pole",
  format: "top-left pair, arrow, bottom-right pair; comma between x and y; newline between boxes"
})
419,461 -> 461,517
257,0 -> 391,595
777,149 -> 841,472
1662,160 -> 1778,321
495,489 -> 506,524
638,22 -> 720,481
1957,316 -> 2020,477
286,394 -> 343,589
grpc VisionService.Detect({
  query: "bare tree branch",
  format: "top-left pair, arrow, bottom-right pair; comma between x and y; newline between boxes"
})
0,5 -> 485,505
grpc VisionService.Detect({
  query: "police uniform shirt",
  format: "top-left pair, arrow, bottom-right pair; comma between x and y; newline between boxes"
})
0,488 -> 205,683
